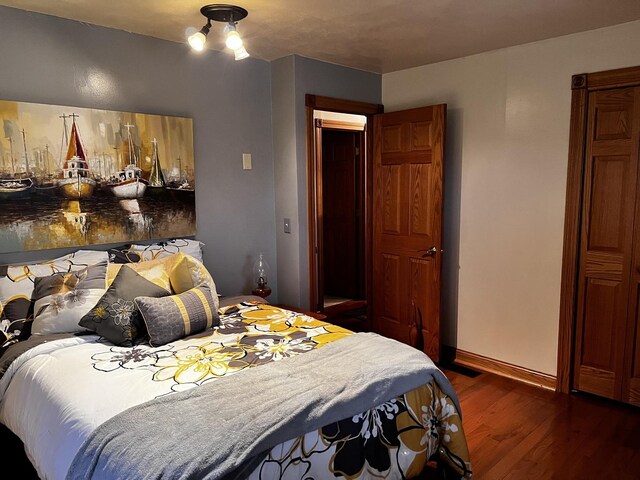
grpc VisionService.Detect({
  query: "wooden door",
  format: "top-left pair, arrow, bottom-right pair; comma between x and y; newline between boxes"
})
624,89 -> 640,406
574,87 -> 640,401
372,105 -> 446,361
322,130 -> 359,299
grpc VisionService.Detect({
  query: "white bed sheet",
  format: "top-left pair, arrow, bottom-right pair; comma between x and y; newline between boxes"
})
0,331 -> 237,480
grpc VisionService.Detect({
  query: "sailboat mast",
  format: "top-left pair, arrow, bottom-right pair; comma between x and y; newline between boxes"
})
5,136 -> 14,175
21,129 -> 29,176
124,124 -> 136,167
178,156 -> 183,183
59,114 -> 69,165
45,144 -> 50,175
113,146 -> 120,172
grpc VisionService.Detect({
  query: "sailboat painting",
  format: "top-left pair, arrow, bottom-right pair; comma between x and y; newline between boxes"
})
0,99 -> 196,253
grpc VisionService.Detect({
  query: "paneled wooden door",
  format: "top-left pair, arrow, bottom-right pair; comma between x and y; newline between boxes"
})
372,105 -> 446,361
573,86 -> 640,403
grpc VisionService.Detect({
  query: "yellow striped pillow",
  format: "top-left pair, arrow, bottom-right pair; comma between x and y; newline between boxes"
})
134,284 -> 219,347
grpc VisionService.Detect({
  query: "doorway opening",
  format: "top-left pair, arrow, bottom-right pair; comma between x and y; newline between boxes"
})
306,96 -> 383,331
320,124 -> 366,320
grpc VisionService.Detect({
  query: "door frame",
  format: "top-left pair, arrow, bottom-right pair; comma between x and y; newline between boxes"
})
305,94 -> 383,315
557,65 -> 640,393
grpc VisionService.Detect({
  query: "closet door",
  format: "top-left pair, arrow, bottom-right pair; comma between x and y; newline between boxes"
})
573,87 -> 640,401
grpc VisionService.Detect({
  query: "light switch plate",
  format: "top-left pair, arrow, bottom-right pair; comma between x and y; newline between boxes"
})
284,218 -> 291,234
242,153 -> 252,170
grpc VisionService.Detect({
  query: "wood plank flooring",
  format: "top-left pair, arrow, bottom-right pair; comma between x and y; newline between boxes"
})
443,368 -> 640,479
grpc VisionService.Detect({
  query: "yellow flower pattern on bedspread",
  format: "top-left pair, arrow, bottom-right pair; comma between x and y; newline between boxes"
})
89,301 -> 472,478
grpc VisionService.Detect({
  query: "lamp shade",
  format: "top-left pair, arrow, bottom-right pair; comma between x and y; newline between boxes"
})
234,45 -> 250,60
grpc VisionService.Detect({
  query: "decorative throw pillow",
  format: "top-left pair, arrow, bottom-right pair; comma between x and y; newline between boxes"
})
179,255 -> 220,311
31,261 -> 108,335
79,265 -> 170,346
112,239 -> 204,263
135,284 -> 220,347
104,253 -> 218,312
106,253 -> 188,292
0,250 -> 108,351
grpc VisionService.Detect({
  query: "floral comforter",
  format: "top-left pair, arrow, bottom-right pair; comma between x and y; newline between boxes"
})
0,301 -> 471,479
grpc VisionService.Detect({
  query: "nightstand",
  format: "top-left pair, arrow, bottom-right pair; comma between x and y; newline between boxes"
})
276,304 -> 327,321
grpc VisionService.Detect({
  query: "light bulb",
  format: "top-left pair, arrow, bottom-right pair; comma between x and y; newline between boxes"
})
188,31 -> 207,51
226,30 -> 243,50
234,45 -> 250,61
224,23 -> 244,50
187,23 -> 210,52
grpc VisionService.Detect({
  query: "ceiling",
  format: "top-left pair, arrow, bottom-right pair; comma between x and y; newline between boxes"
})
2,0 -> 640,73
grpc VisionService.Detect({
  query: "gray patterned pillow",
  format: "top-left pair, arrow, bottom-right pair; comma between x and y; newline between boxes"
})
135,284 -> 219,347
79,266 -> 170,347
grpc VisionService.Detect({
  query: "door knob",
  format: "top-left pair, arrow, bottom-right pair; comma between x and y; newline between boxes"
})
420,246 -> 437,257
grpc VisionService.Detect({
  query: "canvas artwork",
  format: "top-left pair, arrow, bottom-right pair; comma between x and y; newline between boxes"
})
0,100 -> 196,252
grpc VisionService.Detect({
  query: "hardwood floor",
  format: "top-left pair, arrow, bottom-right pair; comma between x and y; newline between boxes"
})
443,368 -> 640,479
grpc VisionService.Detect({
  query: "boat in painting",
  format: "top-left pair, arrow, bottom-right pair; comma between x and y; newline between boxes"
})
0,134 -> 33,199
57,119 -> 96,199
109,124 -> 148,199
34,178 -> 59,196
34,145 -> 60,195
147,138 -> 166,196
0,177 -> 33,199
166,156 -> 194,202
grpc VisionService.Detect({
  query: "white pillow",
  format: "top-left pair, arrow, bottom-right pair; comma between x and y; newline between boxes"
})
31,261 -> 108,335
1,250 -> 108,345
128,239 -> 204,263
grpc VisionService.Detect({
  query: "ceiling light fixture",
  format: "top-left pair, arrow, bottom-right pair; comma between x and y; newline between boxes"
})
188,4 -> 249,60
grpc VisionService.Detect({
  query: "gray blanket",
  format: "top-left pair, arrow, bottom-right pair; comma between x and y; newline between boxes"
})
67,332 -> 460,480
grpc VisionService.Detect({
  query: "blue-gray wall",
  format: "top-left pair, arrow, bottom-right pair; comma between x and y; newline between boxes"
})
0,8 -> 383,305
0,6 -> 277,299
271,57 -> 297,305
272,55 -> 381,308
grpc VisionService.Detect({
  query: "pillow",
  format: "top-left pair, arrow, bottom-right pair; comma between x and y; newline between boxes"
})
31,261 -> 108,335
79,265 -> 171,346
135,284 -> 220,347
105,253 -> 219,312
0,250 -> 108,351
110,239 -> 204,263
106,253 -> 189,292
179,255 -> 220,311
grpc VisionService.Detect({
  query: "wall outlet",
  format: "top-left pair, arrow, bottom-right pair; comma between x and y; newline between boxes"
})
242,153 -> 252,170
284,218 -> 291,234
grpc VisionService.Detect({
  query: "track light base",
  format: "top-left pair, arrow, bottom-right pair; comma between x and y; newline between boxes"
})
200,4 -> 248,23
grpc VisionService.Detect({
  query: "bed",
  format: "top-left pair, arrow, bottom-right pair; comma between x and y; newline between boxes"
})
0,246 -> 472,480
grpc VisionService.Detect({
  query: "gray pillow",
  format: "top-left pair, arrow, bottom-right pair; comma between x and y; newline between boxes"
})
135,284 -> 220,347
79,266 -> 170,346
